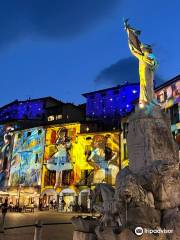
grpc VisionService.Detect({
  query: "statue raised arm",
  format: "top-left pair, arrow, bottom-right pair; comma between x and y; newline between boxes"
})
124,19 -> 158,107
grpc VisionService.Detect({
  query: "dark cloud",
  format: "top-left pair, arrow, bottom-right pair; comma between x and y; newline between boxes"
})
0,0 -> 119,47
95,57 -> 164,87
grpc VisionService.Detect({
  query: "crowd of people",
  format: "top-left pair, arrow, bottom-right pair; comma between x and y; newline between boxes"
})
38,198 -> 92,213
0,197 -> 92,214
0,198 -> 36,213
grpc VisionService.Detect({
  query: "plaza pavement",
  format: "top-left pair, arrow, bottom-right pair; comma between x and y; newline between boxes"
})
0,211 -> 83,240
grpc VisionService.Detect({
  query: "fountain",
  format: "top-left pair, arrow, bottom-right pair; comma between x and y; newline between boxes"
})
71,20 -> 180,240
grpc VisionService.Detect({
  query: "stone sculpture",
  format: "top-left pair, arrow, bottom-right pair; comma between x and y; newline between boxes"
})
124,19 -> 158,107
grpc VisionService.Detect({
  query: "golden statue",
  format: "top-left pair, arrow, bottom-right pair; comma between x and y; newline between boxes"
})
124,19 -> 158,107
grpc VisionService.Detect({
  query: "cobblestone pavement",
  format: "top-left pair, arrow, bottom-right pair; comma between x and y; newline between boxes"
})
0,211 -> 78,240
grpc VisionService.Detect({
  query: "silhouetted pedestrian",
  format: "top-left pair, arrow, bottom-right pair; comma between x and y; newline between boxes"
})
1,198 -> 8,232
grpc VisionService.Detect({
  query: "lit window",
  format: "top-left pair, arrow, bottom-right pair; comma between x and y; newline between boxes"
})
48,115 -> 55,121
56,115 -> 62,120
27,132 -> 31,137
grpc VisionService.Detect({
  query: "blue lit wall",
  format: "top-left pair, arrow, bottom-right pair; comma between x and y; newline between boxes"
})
0,100 -> 45,122
86,84 -> 140,119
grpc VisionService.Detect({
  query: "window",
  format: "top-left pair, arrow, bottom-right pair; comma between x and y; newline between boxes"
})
157,94 -> 161,102
44,170 -> 56,186
168,104 -> 179,125
79,170 -> 93,185
62,170 -> 74,185
38,129 -> 42,135
48,115 -> 55,121
123,122 -> 129,139
124,143 -> 128,159
27,132 -> 31,137
164,90 -> 167,101
56,114 -> 62,120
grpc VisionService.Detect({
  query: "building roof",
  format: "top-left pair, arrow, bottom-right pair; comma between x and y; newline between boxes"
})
155,75 -> 180,91
82,82 -> 139,97
82,75 -> 180,97
0,96 -> 63,110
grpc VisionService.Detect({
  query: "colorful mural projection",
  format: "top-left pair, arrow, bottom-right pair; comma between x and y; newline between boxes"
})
44,124 -> 80,188
0,126 -> 14,189
9,127 -> 45,186
156,80 -> 180,108
72,132 -> 120,185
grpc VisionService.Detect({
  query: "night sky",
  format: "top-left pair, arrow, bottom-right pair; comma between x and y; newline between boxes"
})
0,0 -> 180,107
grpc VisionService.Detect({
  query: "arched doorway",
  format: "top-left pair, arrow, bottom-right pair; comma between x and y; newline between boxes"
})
41,188 -> 57,208
59,188 -> 76,212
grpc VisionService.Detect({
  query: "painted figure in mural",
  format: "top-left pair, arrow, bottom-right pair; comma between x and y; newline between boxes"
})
0,127 -> 14,189
87,135 -> 118,168
87,135 -> 105,170
87,135 -> 118,183
105,134 -> 118,166
47,128 -> 73,188
124,19 -> 158,107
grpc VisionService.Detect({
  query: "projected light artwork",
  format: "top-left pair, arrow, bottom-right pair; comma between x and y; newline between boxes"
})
0,125 -> 14,189
72,132 -> 120,185
84,84 -> 139,119
0,100 -> 45,122
44,124 -> 80,188
9,127 -> 45,186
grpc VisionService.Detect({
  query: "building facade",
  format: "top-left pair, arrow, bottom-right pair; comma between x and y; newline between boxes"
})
0,122 -> 120,211
0,76 -> 179,211
120,75 -> 180,166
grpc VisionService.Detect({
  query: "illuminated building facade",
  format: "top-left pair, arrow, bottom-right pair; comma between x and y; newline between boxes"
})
120,75 -> 180,166
0,122 -> 120,210
155,75 -> 180,138
83,75 -> 179,168
0,97 -> 85,129
0,97 -> 86,207
41,125 -> 120,210
83,83 -> 139,119
0,76 -> 179,210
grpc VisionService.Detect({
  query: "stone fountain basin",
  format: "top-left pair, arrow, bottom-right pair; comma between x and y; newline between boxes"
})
71,216 -> 99,233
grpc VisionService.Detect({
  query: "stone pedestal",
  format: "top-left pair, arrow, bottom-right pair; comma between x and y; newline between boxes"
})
73,231 -> 97,240
127,105 -> 179,173
95,227 -> 116,240
96,228 -> 136,240
71,216 -> 98,240
71,216 -> 98,233
127,206 -> 161,229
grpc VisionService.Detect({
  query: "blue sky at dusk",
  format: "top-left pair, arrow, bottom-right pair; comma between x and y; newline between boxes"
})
0,0 -> 180,107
